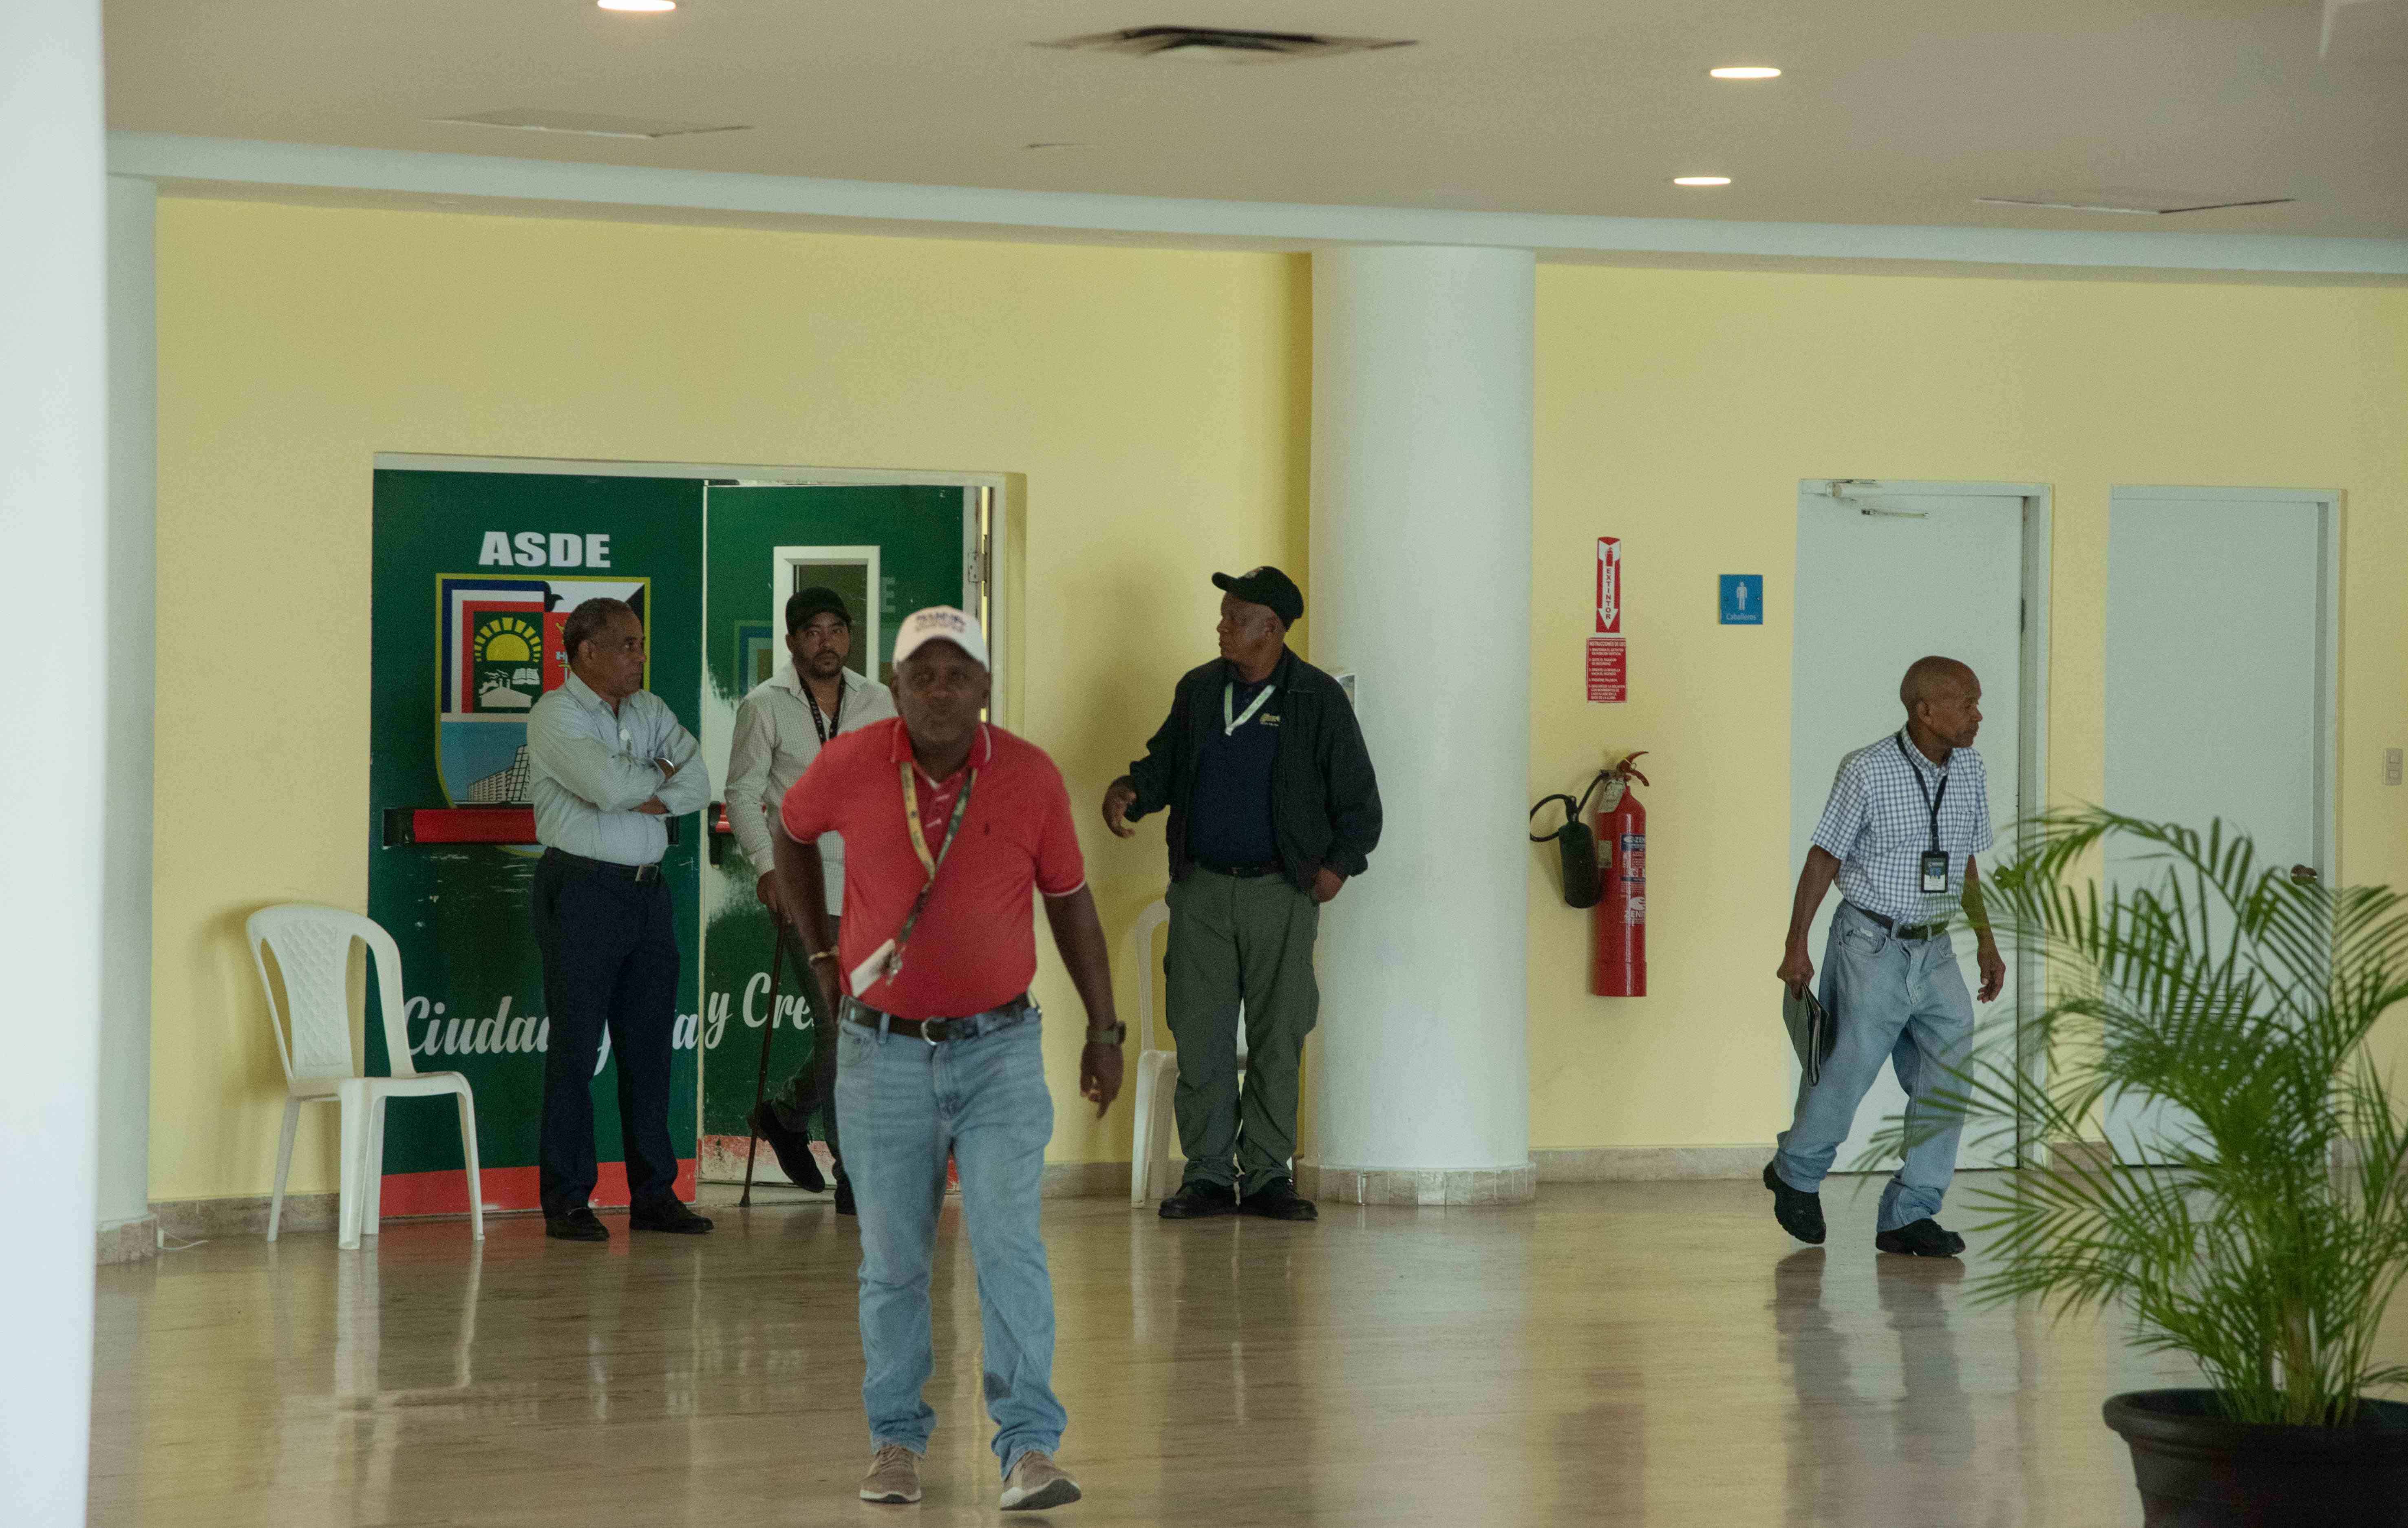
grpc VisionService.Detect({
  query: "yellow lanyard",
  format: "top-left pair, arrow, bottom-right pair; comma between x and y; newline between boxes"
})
900,758 -> 978,880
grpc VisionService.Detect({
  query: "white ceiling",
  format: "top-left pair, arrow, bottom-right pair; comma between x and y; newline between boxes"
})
104,0 -> 2408,240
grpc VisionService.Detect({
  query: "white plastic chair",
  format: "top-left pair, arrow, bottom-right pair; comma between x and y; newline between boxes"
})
246,904 -> 485,1249
1127,899 -> 1246,1205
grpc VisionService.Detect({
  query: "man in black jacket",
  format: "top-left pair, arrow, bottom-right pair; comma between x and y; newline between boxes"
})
1103,566 -> 1382,1222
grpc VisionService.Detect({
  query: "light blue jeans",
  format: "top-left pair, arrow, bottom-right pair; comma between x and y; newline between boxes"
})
835,1002 -> 1065,1477
1773,902 -> 1975,1233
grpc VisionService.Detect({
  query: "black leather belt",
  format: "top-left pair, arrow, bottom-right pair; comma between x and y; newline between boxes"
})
1197,860 -> 1282,879
544,848 -> 662,885
1847,903 -> 1949,941
844,994 -> 1032,1043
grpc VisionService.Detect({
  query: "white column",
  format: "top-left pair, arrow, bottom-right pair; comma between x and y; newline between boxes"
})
0,0 -> 110,1521
1307,246 -> 1535,1203
99,176 -> 159,1259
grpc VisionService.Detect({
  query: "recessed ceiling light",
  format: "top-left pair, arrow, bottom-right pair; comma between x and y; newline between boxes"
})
1672,176 -> 1733,187
1709,66 -> 1780,79
598,0 -> 675,11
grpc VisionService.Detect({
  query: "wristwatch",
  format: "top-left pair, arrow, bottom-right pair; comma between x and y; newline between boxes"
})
1085,1022 -> 1126,1045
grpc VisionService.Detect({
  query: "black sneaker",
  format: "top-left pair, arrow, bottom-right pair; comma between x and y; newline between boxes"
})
1241,1178 -> 1319,1222
1157,1181 -> 1240,1219
629,1198 -> 715,1235
834,1175 -> 856,1217
1763,1161 -> 1827,1245
1874,1218 -> 1965,1257
545,1207 -> 609,1242
750,1100 -> 826,1192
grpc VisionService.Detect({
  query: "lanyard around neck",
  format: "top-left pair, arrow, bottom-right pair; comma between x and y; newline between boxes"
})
1896,733 -> 1949,852
803,673 -> 843,747
1224,677 -> 1275,736
900,754 -> 978,881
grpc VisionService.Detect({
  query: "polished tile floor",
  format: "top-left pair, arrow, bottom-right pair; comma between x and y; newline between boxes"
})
92,1175 -> 2399,1526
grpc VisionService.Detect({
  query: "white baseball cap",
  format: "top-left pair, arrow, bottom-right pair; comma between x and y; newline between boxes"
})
891,606 -> 991,671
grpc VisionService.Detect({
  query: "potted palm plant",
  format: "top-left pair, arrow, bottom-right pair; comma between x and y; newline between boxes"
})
1887,809 -> 2408,1527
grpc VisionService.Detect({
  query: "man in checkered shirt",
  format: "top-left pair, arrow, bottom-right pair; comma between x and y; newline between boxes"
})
1764,656 -> 2007,1258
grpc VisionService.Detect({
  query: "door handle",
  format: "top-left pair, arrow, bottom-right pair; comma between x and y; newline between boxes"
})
2289,864 -> 2320,883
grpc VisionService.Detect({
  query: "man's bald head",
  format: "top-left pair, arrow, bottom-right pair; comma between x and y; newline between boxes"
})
1899,656 -> 1983,752
1900,656 -> 1976,713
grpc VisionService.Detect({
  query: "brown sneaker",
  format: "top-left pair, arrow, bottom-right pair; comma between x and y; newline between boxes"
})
859,1444 -> 923,1505
999,1450 -> 1082,1511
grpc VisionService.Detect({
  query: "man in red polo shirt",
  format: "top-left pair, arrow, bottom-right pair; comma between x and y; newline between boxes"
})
774,606 -> 1123,1514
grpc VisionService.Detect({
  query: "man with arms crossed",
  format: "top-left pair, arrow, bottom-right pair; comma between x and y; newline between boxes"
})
777,607 -> 1123,1512
1102,566 -> 1382,1222
725,585 -> 895,1211
1766,656 -> 2007,1257
526,597 -> 715,1242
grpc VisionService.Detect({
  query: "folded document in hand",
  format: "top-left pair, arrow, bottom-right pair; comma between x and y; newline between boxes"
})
1783,988 -> 1836,1088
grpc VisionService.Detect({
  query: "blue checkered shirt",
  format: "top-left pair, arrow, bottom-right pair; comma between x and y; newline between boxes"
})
1812,733 -> 1993,924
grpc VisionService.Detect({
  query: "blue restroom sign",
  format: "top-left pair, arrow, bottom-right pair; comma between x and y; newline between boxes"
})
1719,574 -> 1764,626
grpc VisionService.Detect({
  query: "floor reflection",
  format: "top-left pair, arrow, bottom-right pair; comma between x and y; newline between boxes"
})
1781,1243 -> 2020,1522
92,1179 -> 2364,1527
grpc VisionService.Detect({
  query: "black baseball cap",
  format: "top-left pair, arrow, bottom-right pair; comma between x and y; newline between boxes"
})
1211,565 -> 1304,625
786,586 -> 852,632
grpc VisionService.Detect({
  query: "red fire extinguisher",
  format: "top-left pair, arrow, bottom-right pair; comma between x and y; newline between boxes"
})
1593,752 -> 1650,997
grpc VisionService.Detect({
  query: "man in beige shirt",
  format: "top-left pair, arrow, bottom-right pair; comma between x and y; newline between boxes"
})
724,586 -> 895,1212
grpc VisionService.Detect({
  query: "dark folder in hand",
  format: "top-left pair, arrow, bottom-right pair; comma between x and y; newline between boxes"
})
1783,988 -> 1836,1087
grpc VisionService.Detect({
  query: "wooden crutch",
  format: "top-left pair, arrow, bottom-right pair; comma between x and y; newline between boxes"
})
739,915 -> 793,1208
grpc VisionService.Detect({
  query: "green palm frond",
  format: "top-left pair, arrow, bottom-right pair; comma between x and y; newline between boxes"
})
1862,807 -> 2408,1426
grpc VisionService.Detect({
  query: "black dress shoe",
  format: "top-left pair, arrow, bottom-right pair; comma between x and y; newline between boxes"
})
1874,1218 -> 1965,1257
1764,1161 -> 1828,1245
629,1198 -> 715,1235
545,1208 -> 609,1243
751,1100 -> 826,1193
1241,1178 -> 1319,1221
1157,1181 -> 1239,1219
834,1176 -> 856,1217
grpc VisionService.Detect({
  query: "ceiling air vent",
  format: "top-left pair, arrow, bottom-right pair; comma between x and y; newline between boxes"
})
1039,26 -> 1414,62
1976,188 -> 2294,216
430,109 -> 752,140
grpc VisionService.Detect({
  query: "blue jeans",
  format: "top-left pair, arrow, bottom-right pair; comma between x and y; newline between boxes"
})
1773,903 -> 1975,1233
835,1003 -> 1064,1476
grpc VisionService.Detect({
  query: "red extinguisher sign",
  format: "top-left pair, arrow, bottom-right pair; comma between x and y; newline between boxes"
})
1593,752 -> 1649,997
1589,538 -> 1627,704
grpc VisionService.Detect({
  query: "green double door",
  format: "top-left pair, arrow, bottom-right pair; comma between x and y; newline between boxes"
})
696,485 -> 970,1158
365,471 -> 967,1209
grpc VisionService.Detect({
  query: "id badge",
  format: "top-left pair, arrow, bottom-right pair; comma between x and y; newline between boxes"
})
850,937 -> 898,998
1920,850 -> 1951,894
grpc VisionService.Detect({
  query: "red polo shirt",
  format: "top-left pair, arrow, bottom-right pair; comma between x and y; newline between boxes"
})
780,718 -> 1086,1020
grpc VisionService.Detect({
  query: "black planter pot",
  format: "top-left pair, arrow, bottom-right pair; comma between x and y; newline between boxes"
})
2103,1389 -> 2408,1527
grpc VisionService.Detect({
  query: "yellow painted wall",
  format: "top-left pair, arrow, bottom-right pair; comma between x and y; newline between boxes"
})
153,195 -> 2408,1202
1529,266 -> 2408,1150
151,198 -> 1309,1200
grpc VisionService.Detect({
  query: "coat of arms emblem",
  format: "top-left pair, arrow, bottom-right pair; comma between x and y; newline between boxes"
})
437,574 -> 651,807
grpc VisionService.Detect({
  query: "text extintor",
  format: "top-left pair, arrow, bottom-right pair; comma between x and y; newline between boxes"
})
1589,537 -> 1627,704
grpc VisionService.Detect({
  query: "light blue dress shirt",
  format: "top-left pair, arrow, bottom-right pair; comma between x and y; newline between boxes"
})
525,673 -> 711,866
1811,732 -> 1993,924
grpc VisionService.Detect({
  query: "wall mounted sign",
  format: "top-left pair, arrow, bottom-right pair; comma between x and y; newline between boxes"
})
1589,537 -> 1627,703
1719,574 -> 1764,625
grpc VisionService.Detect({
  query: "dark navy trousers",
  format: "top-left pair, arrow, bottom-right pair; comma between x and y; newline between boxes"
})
532,851 -> 682,1220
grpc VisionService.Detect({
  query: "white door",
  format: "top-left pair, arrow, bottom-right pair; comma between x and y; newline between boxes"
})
1790,484 -> 2028,1172
2103,489 -> 2333,1165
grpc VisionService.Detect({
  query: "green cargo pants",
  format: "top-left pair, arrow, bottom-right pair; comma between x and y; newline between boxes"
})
1164,867 -> 1321,1195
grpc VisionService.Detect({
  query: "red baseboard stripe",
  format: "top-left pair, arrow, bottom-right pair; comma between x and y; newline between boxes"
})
378,1159 -> 699,1215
